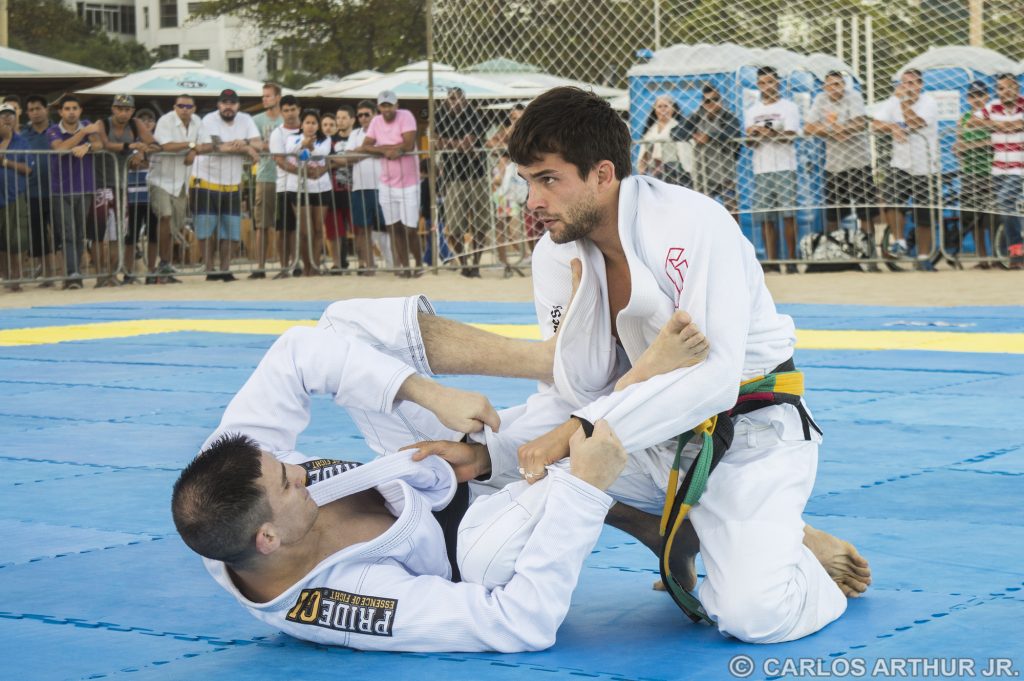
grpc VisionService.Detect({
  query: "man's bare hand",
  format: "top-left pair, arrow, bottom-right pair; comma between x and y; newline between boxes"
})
568,420 -> 627,491
396,374 -> 500,434
405,439 -> 490,482
614,310 -> 709,391
71,144 -> 90,159
517,417 -> 577,483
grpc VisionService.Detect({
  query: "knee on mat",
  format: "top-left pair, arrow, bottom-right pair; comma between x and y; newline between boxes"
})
704,583 -> 796,644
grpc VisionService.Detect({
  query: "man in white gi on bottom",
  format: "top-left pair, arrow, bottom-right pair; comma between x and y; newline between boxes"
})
171,295 -> 706,652
480,87 -> 872,644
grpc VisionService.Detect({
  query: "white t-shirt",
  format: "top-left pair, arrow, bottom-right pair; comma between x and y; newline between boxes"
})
285,133 -> 334,194
194,111 -> 260,186
744,98 -> 801,174
874,93 -> 939,176
268,125 -> 301,192
346,127 -> 382,191
148,111 -> 203,195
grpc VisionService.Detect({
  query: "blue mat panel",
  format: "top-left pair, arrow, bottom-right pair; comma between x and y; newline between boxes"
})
2,301 -> 1022,680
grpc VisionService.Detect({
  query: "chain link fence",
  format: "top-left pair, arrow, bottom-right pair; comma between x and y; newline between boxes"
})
428,0 -> 1024,271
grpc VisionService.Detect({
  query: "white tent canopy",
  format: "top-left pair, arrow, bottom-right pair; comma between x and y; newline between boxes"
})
0,45 -> 109,78
309,61 -> 519,101
77,58 -> 289,97
900,46 -> 1018,77
464,58 -> 625,100
628,42 -> 855,80
297,70 -> 383,97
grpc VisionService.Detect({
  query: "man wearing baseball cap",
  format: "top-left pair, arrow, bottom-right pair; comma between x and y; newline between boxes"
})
193,88 -> 262,281
358,90 -> 422,276
97,93 -> 157,285
0,102 -> 35,291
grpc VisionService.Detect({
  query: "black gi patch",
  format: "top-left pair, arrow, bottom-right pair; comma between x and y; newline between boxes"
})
285,587 -> 397,637
300,458 -> 362,485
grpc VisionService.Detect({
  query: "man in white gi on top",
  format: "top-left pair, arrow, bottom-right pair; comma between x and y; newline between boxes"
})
490,87 -> 871,644
172,295 -> 709,652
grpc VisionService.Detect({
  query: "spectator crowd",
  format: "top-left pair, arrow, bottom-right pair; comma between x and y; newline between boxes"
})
2,70 -> 1023,293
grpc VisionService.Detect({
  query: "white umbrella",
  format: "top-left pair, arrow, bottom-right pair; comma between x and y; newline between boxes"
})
77,58 -> 289,98
465,58 -> 625,100
297,69 -> 384,97
310,61 -> 518,101
0,45 -> 109,78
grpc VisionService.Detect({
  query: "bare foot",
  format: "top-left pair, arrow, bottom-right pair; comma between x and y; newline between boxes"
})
616,310 -> 709,391
653,517 -> 700,592
804,524 -> 872,598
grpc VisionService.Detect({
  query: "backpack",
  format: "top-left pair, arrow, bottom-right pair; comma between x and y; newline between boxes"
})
798,227 -> 873,261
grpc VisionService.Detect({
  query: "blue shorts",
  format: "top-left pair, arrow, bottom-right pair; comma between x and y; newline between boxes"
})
350,189 -> 386,231
194,213 -> 241,241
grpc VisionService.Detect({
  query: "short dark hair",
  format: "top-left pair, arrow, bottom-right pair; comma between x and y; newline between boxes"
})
701,84 -> 719,96
824,70 -> 844,82
996,73 -> 1017,84
903,68 -> 923,82
280,94 -> 300,109
25,95 -> 48,109
356,99 -> 376,112
171,433 -> 272,566
3,94 -> 21,106
336,104 -> 354,117
175,93 -> 195,102
757,66 -> 779,80
59,94 -> 82,109
136,108 -> 157,121
263,82 -> 283,96
508,87 -> 631,181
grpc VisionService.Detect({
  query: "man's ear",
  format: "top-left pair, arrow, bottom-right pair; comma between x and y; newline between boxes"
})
254,523 -> 279,555
594,160 -> 617,192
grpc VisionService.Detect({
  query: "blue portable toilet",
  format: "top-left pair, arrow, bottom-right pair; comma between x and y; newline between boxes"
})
627,43 -> 857,258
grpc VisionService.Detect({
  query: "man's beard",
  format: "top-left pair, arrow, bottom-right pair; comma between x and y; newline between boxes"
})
219,109 -> 237,122
548,194 -> 602,244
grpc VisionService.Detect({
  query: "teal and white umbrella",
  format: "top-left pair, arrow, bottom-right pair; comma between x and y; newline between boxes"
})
0,45 -> 109,78
77,58 -> 287,98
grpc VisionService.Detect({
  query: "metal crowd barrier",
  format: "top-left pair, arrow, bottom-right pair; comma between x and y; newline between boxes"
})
4,136 -> 1021,292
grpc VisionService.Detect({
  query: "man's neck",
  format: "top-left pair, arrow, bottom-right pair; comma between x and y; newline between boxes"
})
61,119 -> 81,132
762,94 -> 780,105
339,127 -> 352,137
30,120 -> 49,133
265,107 -> 281,119
587,186 -> 626,263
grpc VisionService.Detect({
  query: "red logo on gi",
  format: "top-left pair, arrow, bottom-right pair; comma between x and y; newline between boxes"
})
665,247 -> 688,295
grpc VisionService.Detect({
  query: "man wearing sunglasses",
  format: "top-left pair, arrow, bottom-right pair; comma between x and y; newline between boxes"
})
147,94 -> 202,283
675,85 -> 741,217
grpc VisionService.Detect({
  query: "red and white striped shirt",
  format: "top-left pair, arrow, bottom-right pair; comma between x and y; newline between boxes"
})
977,97 -> 1024,175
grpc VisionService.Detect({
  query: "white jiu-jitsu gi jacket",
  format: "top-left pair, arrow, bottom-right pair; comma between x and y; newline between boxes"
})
199,299 -> 613,652
477,176 -> 808,484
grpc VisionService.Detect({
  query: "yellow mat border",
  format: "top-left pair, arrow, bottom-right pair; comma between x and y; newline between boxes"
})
1,319 -> 1022,354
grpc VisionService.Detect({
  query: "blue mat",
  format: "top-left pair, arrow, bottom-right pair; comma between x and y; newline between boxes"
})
2,301 -> 1022,680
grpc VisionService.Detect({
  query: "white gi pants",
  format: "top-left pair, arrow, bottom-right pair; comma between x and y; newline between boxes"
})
606,404 -> 847,644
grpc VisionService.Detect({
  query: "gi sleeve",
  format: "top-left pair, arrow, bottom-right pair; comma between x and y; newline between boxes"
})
570,200 -> 751,454
334,468 -> 612,652
204,326 -> 417,454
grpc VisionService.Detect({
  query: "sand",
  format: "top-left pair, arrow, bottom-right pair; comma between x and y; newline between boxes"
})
0,265 -> 1020,310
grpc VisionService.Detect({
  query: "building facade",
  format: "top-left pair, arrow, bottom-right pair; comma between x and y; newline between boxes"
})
70,0 -> 275,81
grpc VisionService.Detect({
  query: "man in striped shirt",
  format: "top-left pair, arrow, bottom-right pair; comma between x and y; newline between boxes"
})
970,73 -> 1024,268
